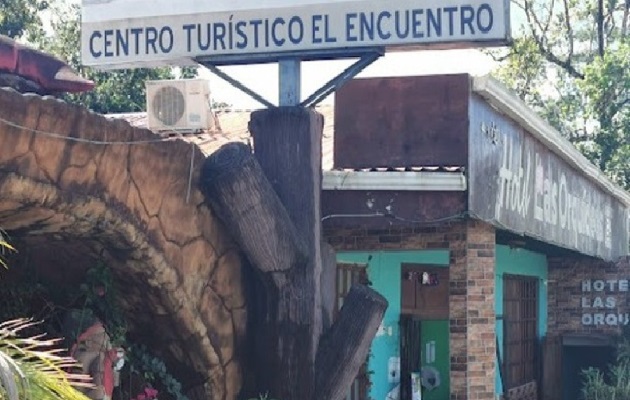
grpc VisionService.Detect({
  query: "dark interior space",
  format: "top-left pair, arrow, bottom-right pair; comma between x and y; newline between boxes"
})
562,343 -> 616,400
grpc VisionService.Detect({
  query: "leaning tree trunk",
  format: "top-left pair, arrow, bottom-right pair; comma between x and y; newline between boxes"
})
200,107 -> 387,400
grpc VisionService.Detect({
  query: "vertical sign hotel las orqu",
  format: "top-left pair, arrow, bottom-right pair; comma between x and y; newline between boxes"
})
81,0 -> 510,68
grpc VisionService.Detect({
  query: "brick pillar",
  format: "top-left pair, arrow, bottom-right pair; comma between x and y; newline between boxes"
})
449,223 -> 468,400
466,221 -> 496,400
449,220 -> 496,400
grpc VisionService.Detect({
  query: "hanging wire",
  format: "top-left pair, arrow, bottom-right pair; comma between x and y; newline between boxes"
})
0,115 -> 175,146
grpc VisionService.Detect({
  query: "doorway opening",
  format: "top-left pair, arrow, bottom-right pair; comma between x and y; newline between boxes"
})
399,264 -> 450,400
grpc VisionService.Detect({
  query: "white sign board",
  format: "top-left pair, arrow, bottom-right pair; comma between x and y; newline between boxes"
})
81,0 -> 510,69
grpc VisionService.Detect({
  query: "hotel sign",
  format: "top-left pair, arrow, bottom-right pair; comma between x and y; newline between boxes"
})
468,96 -> 629,261
581,279 -> 630,326
81,0 -> 510,69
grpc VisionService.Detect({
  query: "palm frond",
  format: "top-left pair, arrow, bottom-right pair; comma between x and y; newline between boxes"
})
0,231 -> 15,270
0,318 -> 93,400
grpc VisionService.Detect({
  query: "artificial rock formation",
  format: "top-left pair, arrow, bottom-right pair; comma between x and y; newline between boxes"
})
0,88 -> 245,400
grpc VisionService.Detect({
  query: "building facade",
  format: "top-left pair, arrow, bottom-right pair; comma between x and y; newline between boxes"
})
321,74 -> 630,400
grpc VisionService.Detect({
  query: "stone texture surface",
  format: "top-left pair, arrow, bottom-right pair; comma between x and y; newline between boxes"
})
324,219 -> 497,400
0,88 -> 246,400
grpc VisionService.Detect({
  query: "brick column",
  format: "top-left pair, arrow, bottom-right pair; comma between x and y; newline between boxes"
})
449,220 -> 496,400
466,221 -> 496,400
449,222 -> 468,400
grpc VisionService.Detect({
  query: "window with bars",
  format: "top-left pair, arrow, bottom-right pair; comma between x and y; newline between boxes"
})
503,274 -> 539,389
335,262 -> 369,317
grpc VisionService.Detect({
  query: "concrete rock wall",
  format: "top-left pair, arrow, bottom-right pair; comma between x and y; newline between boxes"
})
0,88 -> 246,400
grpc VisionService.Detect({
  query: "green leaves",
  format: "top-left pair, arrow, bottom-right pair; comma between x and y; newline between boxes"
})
0,232 -> 15,270
31,1 -> 198,115
492,0 -> 630,190
127,345 -> 189,400
0,319 -> 93,400
0,0 -> 48,39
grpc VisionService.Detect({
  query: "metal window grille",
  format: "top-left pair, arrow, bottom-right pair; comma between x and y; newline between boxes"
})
503,274 -> 539,389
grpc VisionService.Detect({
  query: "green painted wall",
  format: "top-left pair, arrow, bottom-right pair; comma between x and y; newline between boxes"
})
337,250 -> 449,400
495,245 -> 548,395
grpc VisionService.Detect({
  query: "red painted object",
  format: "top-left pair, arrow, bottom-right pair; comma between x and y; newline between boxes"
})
0,35 -> 94,93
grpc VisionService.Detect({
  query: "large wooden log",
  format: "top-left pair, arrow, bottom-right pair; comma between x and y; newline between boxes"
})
200,142 -> 308,281
314,284 -> 388,400
249,107 -> 324,399
320,242 -> 337,330
201,107 -> 388,400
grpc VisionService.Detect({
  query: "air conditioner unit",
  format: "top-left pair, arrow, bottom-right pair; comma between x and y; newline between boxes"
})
146,79 -> 212,132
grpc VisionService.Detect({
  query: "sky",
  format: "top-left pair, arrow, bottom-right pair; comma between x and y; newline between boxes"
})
200,48 -> 498,109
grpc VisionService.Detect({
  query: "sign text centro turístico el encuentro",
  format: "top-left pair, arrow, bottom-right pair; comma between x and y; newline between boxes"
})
81,0 -> 510,69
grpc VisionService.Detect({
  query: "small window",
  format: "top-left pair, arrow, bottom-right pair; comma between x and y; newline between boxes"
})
401,264 -> 449,319
335,262 -> 369,315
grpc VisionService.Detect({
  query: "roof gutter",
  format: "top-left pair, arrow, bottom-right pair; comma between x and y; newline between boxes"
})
322,170 -> 467,191
472,75 -> 630,208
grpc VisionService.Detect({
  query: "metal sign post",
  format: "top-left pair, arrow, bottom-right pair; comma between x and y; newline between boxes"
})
198,47 -> 384,108
279,58 -> 301,106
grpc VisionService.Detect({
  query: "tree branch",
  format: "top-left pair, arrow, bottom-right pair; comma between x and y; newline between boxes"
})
524,0 -> 585,79
622,0 -> 629,37
561,0 -> 575,61
597,0 -> 604,57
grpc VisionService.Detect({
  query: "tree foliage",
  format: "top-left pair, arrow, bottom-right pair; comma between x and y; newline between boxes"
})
491,0 -> 630,190
0,0 -> 48,39
36,2 -> 198,114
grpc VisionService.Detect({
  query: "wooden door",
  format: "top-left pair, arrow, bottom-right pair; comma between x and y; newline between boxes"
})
401,264 -> 449,319
541,335 -> 562,400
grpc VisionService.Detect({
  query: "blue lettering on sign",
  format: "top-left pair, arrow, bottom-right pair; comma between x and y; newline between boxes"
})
443,7 -> 457,36
235,21 -> 248,49
312,14 -> 323,43
214,22 -> 226,50
182,24 -> 194,51
85,3 -> 500,60
346,13 -> 358,42
273,17 -> 286,46
115,30 -> 128,55
89,31 -> 102,57
427,9 -> 441,37
324,15 -> 337,43
250,19 -> 262,48
394,11 -> 410,38
103,29 -> 114,57
411,9 -> 424,38
460,5 -> 475,34
288,16 -> 304,44
477,3 -> 494,33
130,28 -> 142,54
377,11 -> 391,39
360,12 -> 374,41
